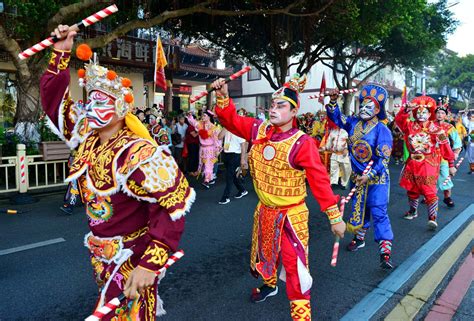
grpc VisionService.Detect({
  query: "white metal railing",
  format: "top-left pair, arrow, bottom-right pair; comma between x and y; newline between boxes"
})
26,155 -> 68,190
0,144 -> 68,195
0,156 -> 18,193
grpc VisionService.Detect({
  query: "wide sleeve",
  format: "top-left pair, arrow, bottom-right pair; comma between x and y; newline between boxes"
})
325,101 -> 352,133
395,107 -> 411,133
368,125 -> 392,178
293,137 -> 342,224
40,48 -> 86,148
215,98 -> 258,142
120,145 -> 195,272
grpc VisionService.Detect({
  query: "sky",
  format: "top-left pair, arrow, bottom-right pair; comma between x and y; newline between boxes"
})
446,0 -> 474,56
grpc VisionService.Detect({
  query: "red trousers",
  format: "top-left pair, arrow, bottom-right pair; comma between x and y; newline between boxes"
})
279,230 -> 311,301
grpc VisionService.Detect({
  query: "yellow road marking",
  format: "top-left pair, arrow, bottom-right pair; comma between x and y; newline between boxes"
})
385,221 -> 473,321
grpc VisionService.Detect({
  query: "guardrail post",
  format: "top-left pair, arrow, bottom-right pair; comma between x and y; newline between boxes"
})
17,144 -> 28,193
11,144 -> 36,204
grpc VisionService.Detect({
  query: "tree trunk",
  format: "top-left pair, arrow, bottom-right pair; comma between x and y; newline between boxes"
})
342,92 -> 355,116
14,73 -> 41,144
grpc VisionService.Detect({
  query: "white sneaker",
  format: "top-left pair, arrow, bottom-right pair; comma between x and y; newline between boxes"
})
234,190 -> 248,199
219,198 -> 230,205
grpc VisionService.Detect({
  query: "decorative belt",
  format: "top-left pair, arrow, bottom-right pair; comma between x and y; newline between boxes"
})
84,227 -> 149,263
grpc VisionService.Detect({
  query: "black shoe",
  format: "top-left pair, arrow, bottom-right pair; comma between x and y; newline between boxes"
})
201,182 -> 210,189
443,197 -> 455,208
234,190 -> 248,199
347,238 -> 365,252
218,197 -> 230,205
380,254 -> 394,269
339,184 -> 347,190
59,205 -> 73,215
250,285 -> 278,303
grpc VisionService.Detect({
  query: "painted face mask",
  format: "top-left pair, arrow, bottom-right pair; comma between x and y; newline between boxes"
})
359,98 -> 377,120
85,90 -> 116,129
416,107 -> 431,122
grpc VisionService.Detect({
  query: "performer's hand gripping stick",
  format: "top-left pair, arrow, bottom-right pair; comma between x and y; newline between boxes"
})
340,160 -> 374,208
85,250 -> 184,321
442,157 -> 464,186
18,5 -> 119,60
189,66 -> 252,103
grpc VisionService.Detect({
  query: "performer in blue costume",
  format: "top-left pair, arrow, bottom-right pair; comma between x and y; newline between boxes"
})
326,84 -> 394,269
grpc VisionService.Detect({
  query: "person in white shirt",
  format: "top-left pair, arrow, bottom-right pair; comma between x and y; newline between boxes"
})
172,115 -> 188,172
462,110 -> 474,174
218,128 -> 249,204
321,120 -> 352,189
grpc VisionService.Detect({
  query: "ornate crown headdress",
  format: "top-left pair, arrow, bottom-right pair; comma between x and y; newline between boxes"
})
272,73 -> 307,108
75,44 -> 134,118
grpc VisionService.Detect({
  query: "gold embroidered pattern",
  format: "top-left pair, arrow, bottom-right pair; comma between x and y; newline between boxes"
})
123,226 -> 149,242
216,96 -> 230,109
287,209 -> 309,248
158,174 -> 189,211
249,122 -> 307,206
127,179 -> 148,196
58,56 -> 70,70
349,118 -> 379,145
144,242 -> 169,266
48,51 -> 57,66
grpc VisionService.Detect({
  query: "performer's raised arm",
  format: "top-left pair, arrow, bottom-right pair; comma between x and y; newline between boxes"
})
325,91 -> 356,133
212,78 -> 259,142
40,25 -> 86,148
394,104 -> 412,133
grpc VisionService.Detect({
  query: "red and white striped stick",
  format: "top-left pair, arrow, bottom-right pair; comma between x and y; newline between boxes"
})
189,66 -> 252,103
308,88 -> 358,100
340,160 -> 374,206
18,4 -> 119,60
330,236 -> 340,267
85,250 -> 184,321
442,157 -> 464,186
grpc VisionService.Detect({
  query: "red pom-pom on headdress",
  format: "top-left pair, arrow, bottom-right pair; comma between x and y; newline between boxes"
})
121,78 -> 132,87
76,44 -> 93,61
107,70 -> 117,80
77,68 -> 86,78
124,93 -> 134,104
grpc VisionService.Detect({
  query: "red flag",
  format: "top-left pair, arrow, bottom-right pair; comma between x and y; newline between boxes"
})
154,35 -> 168,91
318,72 -> 326,104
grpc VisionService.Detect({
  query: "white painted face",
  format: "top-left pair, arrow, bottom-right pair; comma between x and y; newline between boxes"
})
359,98 -> 377,120
85,91 -> 116,129
269,99 -> 295,126
416,107 -> 431,122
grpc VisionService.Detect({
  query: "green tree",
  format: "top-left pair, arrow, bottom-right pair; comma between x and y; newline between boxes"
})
0,0 -> 313,141
431,54 -> 474,109
321,0 -> 456,114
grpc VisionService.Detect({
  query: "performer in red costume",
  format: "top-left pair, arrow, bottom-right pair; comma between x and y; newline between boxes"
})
40,25 -> 194,320
213,74 -> 345,321
395,96 -> 456,230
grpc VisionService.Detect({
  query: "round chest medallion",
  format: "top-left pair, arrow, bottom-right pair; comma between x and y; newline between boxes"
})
263,145 -> 276,161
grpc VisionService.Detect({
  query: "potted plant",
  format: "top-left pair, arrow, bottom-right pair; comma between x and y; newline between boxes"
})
39,117 -> 70,161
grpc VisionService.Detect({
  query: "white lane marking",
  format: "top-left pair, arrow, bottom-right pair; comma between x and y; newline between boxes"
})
0,238 -> 66,256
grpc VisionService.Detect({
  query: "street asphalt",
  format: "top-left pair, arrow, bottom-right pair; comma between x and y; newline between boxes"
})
0,160 -> 472,321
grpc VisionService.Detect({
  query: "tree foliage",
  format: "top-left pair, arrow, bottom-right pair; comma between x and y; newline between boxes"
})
320,0 -> 456,113
431,54 -> 474,108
